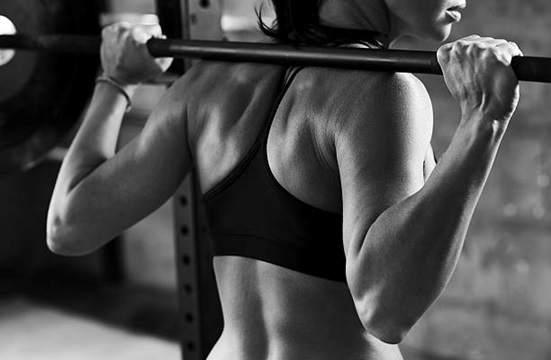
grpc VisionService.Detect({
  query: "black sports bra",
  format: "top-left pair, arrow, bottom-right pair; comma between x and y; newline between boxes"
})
203,67 -> 346,282
203,29 -> 385,283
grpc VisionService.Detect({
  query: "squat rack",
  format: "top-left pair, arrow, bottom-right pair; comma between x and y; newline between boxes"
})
158,1 -> 224,359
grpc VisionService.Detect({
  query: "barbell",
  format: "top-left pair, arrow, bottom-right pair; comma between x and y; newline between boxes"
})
3,34 -> 551,82
3,1 -> 551,177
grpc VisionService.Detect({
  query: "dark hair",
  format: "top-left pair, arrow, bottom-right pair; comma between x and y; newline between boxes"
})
256,1 -> 386,48
257,0 -> 326,45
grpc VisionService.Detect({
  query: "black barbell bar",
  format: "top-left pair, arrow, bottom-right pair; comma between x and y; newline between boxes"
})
2,34 -> 551,83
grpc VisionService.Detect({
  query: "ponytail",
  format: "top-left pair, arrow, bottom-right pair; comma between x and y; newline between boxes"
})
257,0 -> 324,44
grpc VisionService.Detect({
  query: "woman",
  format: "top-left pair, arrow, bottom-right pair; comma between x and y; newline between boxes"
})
47,0 -> 522,359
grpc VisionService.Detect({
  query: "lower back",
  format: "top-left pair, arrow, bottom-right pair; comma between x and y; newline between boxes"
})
207,256 -> 403,360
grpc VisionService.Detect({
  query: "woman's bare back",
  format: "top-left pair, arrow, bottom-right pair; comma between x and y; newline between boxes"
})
184,61 -> 406,359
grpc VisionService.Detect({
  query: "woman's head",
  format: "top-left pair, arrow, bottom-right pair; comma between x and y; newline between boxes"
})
259,0 -> 466,45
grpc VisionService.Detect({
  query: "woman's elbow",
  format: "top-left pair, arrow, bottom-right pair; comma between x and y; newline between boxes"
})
347,272 -> 413,344
46,216 -> 94,256
47,235 -> 83,256
355,300 -> 412,345
362,316 -> 410,345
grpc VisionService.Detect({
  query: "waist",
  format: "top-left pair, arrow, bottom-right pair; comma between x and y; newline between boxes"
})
208,256 -> 403,360
209,330 -> 402,360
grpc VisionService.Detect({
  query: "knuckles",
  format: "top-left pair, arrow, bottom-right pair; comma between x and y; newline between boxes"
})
435,34 -> 520,120
102,22 -> 161,46
436,43 -> 452,64
438,36 -> 519,68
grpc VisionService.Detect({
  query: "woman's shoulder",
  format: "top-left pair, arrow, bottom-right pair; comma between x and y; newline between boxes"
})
302,67 -> 429,103
297,68 -> 432,129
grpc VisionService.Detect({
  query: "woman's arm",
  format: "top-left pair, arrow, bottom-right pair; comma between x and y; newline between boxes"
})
339,36 -> 522,344
47,23 -> 191,255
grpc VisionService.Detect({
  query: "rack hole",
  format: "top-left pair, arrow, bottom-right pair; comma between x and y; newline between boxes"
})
185,313 -> 194,323
183,284 -> 193,294
179,196 -> 188,206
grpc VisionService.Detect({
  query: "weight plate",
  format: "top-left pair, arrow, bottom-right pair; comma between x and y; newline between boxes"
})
0,0 -> 100,175
0,15 -> 17,67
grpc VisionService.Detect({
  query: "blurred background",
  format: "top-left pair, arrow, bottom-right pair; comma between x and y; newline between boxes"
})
0,0 -> 550,359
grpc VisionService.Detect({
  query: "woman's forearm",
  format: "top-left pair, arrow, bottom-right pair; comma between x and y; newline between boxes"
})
59,82 -> 137,191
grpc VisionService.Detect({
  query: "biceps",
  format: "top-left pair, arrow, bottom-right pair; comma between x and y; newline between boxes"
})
336,120 -> 429,255
339,156 -> 425,248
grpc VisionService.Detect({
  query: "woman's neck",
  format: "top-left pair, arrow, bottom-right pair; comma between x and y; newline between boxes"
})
318,0 -> 397,47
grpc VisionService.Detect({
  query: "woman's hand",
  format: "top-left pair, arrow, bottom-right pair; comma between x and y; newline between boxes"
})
100,22 -> 173,86
437,35 -> 522,123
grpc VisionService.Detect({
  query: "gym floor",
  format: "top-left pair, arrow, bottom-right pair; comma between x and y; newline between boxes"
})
0,270 -> 180,360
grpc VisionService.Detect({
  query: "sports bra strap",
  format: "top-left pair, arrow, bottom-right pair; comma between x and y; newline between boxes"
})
203,67 -> 304,201
258,67 -> 304,140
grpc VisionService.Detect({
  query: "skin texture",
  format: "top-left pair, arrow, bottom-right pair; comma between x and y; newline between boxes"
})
47,1 -> 522,359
